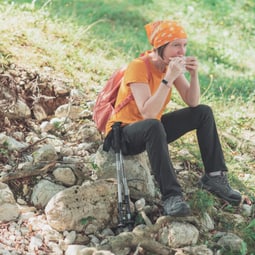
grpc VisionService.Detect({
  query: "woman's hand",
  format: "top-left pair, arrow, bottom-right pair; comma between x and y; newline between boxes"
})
173,56 -> 200,107
164,57 -> 186,82
185,56 -> 198,76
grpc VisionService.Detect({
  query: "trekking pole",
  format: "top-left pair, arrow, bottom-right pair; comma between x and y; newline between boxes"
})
112,122 -> 132,229
119,148 -> 132,227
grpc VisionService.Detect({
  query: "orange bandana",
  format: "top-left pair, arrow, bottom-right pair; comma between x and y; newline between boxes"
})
145,20 -> 187,49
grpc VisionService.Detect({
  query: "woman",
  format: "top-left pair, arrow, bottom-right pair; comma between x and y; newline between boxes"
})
104,20 -> 241,216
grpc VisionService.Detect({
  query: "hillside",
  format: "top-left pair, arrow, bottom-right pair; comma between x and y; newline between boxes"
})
0,1 -> 255,255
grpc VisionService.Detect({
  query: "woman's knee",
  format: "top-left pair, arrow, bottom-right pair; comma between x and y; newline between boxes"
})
194,104 -> 213,117
143,119 -> 166,138
144,118 -> 164,130
144,119 -> 166,144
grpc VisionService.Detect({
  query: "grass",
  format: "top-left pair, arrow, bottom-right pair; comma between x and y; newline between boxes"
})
2,0 -> 255,99
189,189 -> 215,216
0,0 -> 255,253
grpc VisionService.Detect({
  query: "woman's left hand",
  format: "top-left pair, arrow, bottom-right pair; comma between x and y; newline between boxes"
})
185,56 -> 198,75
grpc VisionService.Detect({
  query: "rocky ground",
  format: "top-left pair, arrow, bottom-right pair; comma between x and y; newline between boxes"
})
0,63 -> 255,255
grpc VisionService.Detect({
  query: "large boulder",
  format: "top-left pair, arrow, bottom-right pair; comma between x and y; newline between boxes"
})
94,146 -> 157,200
45,180 -> 118,232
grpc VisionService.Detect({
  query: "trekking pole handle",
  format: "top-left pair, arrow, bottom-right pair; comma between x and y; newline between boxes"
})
112,122 -> 122,153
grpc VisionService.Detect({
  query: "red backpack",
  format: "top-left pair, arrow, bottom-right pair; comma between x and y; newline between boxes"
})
92,56 -> 151,133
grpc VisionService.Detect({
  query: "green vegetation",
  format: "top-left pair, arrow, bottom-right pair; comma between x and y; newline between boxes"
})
80,216 -> 96,225
1,0 -> 255,100
0,0 -> 254,253
189,189 -> 215,216
241,219 -> 255,254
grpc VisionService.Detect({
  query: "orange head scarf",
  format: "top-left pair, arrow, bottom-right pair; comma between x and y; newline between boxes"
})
144,20 -> 187,49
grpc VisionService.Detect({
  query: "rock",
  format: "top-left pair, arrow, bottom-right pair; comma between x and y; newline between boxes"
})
200,212 -> 214,232
217,233 -> 247,254
45,180 -> 118,232
241,204 -> 253,217
0,182 -> 20,221
0,133 -> 28,151
55,104 -> 84,120
159,221 -> 199,248
65,244 -> 88,255
40,121 -> 54,132
32,144 -> 58,164
31,179 -> 65,208
28,235 -> 43,252
5,99 -> 31,119
32,103 -> 48,121
63,230 -> 76,245
53,167 -> 76,186
183,244 -> 213,255
94,146 -> 156,200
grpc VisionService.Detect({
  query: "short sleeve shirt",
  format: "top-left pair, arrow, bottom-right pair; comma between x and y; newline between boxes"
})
105,55 -> 172,135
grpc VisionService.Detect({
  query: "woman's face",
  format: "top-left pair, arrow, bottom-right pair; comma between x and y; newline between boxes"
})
162,38 -> 188,63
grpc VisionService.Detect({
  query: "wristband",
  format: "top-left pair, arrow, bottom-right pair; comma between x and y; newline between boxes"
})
161,79 -> 170,88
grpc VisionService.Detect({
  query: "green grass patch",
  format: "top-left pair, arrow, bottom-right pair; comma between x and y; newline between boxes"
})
189,189 -> 215,216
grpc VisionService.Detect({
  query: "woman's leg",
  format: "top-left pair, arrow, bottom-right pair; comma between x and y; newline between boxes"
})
161,104 -> 241,204
121,119 -> 182,200
161,104 -> 227,173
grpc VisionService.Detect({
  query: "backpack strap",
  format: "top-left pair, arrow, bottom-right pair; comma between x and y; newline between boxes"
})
114,56 -> 152,114
114,94 -> 133,113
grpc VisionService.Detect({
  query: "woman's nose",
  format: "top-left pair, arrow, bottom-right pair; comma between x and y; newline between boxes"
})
178,46 -> 186,55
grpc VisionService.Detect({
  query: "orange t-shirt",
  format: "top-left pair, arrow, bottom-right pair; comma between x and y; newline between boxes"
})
105,55 -> 172,135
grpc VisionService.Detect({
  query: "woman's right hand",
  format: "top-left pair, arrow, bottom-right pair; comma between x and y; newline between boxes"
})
165,57 -> 186,82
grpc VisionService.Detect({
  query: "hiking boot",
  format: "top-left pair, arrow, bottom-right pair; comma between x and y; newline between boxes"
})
199,171 -> 242,205
163,195 -> 191,217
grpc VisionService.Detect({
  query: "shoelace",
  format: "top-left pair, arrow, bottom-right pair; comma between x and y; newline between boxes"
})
172,196 -> 184,204
165,195 -> 183,205
214,175 -> 231,189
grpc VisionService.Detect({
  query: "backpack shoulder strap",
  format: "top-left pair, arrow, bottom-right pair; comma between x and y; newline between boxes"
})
114,93 -> 133,113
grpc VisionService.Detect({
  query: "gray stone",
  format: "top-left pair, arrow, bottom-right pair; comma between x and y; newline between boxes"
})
94,146 -> 156,200
0,133 -> 28,151
217,233 -> 247,254
45,180 -> 118,232
31,179 -> 65,208
53,167 -> 76,186
32,144 -> 58,164
0,182 -> 20,221
159,221 -> 199,248
183,244 -> 213,255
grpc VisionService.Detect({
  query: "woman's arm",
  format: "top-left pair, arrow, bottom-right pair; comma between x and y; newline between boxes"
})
130,58 -> 185,119
130,81 -> 171,119
174,56 -> 200,107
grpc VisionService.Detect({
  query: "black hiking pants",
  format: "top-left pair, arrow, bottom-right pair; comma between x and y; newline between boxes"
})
108,104 -> 227,201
